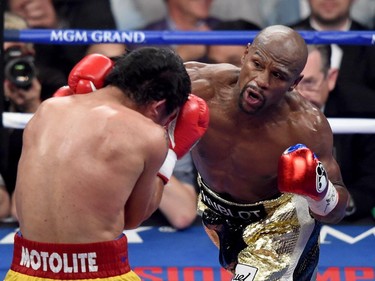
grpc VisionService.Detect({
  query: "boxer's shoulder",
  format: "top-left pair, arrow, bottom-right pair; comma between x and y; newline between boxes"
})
187,62 -> 239,101
186,61 -> 238,81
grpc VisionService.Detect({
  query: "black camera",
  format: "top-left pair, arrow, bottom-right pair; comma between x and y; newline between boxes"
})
4,46 -> 36,89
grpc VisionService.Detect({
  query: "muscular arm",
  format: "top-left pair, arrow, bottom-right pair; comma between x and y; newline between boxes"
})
308,114 -> 349,224
184,61 -> 213,100
124,127 -> 168,229
184,61 -> 239,101
279,102 -> 350,225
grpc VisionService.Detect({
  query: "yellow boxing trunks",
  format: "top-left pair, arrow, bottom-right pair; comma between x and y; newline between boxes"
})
4,232 -> 140,281
197,174 -> 321,281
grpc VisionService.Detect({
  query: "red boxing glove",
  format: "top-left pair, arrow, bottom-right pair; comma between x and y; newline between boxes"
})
68,53 -> 114,94
158,94 -> 209,184
52,86 -> 74,97
278,144 -> 339,216
169,94 -> 209,158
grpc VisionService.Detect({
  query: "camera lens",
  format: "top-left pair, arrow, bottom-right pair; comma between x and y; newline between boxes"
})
4,47 -> 36,89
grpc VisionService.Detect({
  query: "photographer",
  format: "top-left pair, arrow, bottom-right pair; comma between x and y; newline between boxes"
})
4,46 -> 41,113
1,12 -> 43,221
7,0 -> 125,99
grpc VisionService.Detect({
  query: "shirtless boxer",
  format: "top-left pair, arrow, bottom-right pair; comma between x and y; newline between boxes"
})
5,47 -> 209,281
185,25 -> 349,280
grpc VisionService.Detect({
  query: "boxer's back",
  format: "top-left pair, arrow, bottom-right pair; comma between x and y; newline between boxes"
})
15,90 -> 165,243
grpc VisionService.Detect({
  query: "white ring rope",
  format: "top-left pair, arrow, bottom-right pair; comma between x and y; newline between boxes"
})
3,29 -> 375,134
2,112 -> 375,134
3,112 -> 33,129
327,118 -> 375,134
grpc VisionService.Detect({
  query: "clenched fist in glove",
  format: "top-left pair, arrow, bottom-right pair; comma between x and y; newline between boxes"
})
278,144 -> 339,216
158,94 -> 209,184
53,54 -> 113,97
68,53 -> 114,94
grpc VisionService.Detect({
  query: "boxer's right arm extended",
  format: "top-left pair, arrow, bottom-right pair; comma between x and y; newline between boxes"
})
158,94 -> 209,184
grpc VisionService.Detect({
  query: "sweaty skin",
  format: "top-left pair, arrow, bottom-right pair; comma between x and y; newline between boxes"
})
15,87 -> 168,243
185,25 -> 348,224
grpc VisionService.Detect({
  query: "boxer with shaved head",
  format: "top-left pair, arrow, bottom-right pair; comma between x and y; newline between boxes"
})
185,25 -> 349,280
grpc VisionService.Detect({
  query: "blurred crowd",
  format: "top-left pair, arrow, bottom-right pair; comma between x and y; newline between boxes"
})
1,0 -> 374,226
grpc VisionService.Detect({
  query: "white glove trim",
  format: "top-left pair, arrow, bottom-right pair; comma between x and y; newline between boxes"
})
157,149 -> 177,184
89,81 -> 97,92
307,181 -> 339,216
166,110 -> 179,149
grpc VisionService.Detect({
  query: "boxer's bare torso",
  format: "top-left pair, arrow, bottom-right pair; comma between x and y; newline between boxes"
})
15,87 -> 168,243
186,62 -> 340,204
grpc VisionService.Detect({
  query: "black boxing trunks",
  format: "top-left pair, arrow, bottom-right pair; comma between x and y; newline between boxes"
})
197,174 -> 321,281
4,232 -> 141,281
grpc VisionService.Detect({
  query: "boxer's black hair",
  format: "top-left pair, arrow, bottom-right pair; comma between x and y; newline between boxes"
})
105,47 -> 190,114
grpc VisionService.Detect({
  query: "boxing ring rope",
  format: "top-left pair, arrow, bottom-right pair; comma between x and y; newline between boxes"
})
4,29 -> 375,45
3,112 -> 375,134
3,29 -> 375,133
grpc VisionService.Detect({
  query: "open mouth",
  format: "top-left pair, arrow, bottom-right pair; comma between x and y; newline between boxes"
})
244,86 -> 263,106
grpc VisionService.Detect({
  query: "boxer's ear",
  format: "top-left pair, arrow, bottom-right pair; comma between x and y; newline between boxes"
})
241,43 -> 251,64
149,99 -> 168,124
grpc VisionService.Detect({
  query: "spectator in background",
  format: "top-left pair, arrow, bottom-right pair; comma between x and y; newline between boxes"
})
296,44 -> 375,222
109,0 -> 374,31
260,0 -> 304,27
3,8 -> 59,103
110,0 -> 145,30
2,11 -> 44,222
209,0 -> 264,27
133,0 -> 222,62
290,0 -> 375,117
110,0 -> 166,30
255,0 -> 374,28
206,19 -> 260,67
7,0 -> 125,100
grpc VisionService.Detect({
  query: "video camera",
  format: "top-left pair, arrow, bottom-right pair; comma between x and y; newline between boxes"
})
4,46 -> 36,89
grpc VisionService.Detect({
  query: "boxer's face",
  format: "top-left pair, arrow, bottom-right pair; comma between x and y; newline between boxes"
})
237,42 -> 302,114
308,0 -> 353,25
